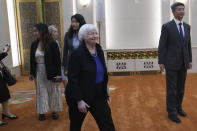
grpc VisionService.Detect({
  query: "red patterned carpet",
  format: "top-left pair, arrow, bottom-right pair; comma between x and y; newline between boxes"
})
1,74 -> 197,131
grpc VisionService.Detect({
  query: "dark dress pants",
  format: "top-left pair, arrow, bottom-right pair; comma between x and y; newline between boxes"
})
67,98 -> 115,131
166,65 -> 187,115
0,75 -> 10,103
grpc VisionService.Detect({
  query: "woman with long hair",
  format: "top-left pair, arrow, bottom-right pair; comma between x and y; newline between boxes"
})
29,23 -> 62,121
62,14 -> 86,74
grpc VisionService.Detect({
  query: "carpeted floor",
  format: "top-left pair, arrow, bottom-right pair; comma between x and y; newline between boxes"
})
1,74 -> 197,131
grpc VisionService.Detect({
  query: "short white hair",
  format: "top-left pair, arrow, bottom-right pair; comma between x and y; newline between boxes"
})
48,25 -> 57,34
78,24 -> 98,41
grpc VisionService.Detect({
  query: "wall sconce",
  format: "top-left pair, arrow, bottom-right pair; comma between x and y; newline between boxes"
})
80,0 -> 90,7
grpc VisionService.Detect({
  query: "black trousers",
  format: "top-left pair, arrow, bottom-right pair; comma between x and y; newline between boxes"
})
166,65 -> 187,115
67,98 -> 115,131
0,75 -> 10,103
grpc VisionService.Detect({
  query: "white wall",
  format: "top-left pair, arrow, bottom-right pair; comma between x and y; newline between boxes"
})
76,0 -> 95,24
161,0 -> 171,24
189,0 -> 197,73
0,0 -> 13,67
62,0 -> 73,34
188,48 -> 197,73
105,0 -> 161,49
0,0 -> 20,77
191,0 -> 197,47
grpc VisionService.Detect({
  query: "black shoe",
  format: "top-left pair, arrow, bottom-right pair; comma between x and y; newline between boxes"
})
178,110 -> 187,117
52,112 -> 59,120
39,114 -> 46,121
168,114 -> 181,123
0,121 -> 7,126
2,113 -> 18,120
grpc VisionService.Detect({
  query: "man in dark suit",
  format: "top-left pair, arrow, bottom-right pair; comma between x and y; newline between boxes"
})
158,2 -> 192,123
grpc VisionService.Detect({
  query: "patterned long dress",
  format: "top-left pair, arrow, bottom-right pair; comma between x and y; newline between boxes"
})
35,49 -> 63,114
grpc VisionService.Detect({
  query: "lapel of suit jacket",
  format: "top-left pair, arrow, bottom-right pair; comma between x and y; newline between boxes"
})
96,44 -> 107,72
33,40 -> 39,55
67,37 -> 75,50
183,22 -> 189,46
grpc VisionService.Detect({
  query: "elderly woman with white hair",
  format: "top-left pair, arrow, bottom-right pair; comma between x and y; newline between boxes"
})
45,25 -> 64,120
48,25 -> 67,86
65,24 -> 115,131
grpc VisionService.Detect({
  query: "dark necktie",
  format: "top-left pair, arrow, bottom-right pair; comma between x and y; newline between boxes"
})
179,23 -> 184,42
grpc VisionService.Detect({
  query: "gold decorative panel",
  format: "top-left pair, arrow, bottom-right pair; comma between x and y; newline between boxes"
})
107,51 -> 158,60
108,71 -> 161,76
15,0 -> 63,75
24,51 -> 30,71
15,0 -> 41,75
19,2 -> 37,49
43,0 -> 63,46
107,50 -> 161,76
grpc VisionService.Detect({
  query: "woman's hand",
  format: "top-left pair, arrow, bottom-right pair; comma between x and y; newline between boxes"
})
29,75 -> 34,81
77,100 -> 90,113
189,62 -> 192,69
108,97 -> 112,102
159,64 -> 165,72
3,44 -> 10,53
54,76 -> 62,82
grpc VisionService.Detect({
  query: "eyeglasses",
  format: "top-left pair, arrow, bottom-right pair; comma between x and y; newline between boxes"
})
87,32 -> 98,36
